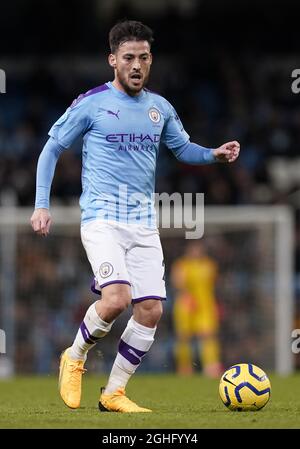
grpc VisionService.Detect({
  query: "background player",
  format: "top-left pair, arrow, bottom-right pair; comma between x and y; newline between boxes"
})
171,241 -> 223,378
30,20 -> 240,413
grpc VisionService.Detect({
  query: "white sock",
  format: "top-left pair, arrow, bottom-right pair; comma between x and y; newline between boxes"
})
104,317 -> 156,394
69,302 -> 113,361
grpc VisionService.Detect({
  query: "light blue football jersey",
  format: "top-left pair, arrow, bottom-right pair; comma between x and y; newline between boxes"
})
48,81 -> 189,227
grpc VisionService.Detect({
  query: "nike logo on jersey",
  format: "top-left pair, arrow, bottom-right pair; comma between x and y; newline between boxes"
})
106,109 -> 120,119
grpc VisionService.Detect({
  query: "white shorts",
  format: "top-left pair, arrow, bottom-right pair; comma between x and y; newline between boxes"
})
81,220 -> 166,304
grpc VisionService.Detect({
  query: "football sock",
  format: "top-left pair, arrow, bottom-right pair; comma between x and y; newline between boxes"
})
201,336 -> 221,368
69,301 -> 113,361
104,317 -> 156,394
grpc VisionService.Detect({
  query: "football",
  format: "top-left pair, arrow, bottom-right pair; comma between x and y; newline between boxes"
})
219,363 -> 271,411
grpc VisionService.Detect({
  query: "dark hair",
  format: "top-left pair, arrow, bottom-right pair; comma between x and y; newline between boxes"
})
109,20 -> 154,53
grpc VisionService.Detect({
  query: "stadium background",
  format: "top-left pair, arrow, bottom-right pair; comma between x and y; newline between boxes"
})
0,0 -> 299,376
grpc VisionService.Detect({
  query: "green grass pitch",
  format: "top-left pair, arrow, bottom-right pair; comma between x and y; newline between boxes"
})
0,373 -> 300,428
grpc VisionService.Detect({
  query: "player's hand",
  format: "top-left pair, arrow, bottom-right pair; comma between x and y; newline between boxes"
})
213,141 -> 240,163
30,208 -> 52,236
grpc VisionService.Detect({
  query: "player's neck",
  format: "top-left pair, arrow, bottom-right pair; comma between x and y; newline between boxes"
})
112,79 -> 142,97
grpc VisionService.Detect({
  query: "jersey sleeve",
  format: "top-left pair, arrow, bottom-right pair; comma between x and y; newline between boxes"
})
161,101 -> 190,149
35,137 -> 65,209
48,96 -> 94,148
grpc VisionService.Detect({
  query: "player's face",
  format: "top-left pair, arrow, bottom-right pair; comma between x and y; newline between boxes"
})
186,242 -> 205,259
109,40 -> 152,96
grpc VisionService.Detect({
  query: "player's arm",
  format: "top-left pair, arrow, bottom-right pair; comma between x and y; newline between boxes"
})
30,137 -> 65,236
31,94 -> 94,236
172,140 -> 240,165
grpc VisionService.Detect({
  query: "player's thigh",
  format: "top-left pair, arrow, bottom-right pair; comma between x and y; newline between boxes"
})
194,302 -> 219,336
173,297 -> 194,338
81,220 -> 130,289
126,229 -> 166,303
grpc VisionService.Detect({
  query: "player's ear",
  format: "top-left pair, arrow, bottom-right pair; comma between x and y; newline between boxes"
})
108,54 -> 117,68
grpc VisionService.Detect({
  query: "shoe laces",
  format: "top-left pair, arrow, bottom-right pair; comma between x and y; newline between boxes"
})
68,362 -> 86,388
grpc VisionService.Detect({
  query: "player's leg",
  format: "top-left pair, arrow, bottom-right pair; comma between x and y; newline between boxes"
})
201,334 -> 222,378
69,283 -> 131,362
103,299 -> 162,393
104,299 -> 163,395
99,299 -> 163,413
196,301 -> 223,378
99,226 -> 165,412
59,285 -> 131,409
59,221 -> 131,409
173,294 -> 194,375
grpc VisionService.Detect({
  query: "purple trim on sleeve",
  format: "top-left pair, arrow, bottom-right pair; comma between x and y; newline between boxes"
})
83,84 -> 109,98
118,339 -> 147,365
71,84 -> 109,107
80,321 -> 101,345
100,280 -> 131,289
131,295 -> 166,304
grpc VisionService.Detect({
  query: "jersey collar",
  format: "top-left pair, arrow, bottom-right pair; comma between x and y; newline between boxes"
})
106,81 -> 146,103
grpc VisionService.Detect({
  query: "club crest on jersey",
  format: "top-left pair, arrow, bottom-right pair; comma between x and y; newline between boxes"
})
99,262 -> 113,278
148,107 -> 161,123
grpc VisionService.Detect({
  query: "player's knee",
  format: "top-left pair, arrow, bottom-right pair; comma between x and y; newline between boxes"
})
152,300 -> 163,322
101,286 -> 131,320
133,299 -> 163,327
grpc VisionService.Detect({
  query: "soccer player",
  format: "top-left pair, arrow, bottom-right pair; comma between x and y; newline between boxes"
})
30,20 -> 240,412
171,240 -> 222,378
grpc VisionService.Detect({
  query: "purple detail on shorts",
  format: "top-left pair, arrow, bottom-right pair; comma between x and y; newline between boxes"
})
91,279 -> 101,296
131,295 -> 166,304
80,321 -> 101,345
100,280 -> 131,289
71,84 -> 109,107
118,339 -> 147,365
